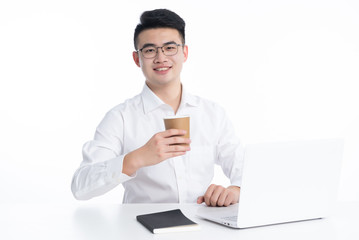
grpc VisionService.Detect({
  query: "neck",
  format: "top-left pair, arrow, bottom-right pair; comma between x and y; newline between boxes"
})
146,80 -> 182,114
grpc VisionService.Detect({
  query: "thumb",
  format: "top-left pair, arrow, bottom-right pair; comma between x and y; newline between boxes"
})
197,196 -> 204,204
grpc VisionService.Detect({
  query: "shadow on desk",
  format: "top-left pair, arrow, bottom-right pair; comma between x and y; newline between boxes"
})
73,205 -> 124,240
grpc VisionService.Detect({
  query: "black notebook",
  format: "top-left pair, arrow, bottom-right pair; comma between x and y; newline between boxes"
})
136,209 -> 200,234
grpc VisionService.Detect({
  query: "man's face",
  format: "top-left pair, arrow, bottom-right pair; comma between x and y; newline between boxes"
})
133,28 -> 188,88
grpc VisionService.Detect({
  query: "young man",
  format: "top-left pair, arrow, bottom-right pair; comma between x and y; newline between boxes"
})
71,9 -> 243,207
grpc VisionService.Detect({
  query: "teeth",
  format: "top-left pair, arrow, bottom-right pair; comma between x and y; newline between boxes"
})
156,67 -> 169,71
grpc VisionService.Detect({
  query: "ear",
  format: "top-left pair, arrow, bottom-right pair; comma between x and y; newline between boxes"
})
133,51 -> 141,67
183,45 -> 189,63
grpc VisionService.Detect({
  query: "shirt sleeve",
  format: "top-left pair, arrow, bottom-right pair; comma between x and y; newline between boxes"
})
71,110 -> 134,200
215,107 -> 244,187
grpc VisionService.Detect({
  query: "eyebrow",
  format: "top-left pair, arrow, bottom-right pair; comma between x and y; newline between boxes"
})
140,41 -> 178,50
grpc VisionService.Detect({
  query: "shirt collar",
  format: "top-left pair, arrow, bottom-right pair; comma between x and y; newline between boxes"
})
141,83 -> 199,114
181,86 -> 199,108
141,84 -> 165,114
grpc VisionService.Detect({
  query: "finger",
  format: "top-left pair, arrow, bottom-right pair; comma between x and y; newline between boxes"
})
210,186 -> 225,207
226,186 -> 240,206
166,144 -> 190,153
165,136 -> 191,145
217,188 -> 230,207
203,184 -> 217,206
197,196 -> 204,204
224,193 -> 235,207
160,129 -> 187,138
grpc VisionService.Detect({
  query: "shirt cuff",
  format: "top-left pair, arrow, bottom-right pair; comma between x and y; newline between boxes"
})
106,155 -> 137,183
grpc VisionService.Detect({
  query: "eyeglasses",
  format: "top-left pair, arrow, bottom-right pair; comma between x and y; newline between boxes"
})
137,42 -> 183,59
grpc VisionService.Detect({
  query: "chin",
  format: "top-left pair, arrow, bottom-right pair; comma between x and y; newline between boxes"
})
148,78 -> 177,87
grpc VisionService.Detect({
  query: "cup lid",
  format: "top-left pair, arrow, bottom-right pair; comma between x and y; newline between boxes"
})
163,115 -> 189,120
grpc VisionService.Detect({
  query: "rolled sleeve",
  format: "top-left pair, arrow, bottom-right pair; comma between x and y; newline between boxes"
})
71,140 -> 135,200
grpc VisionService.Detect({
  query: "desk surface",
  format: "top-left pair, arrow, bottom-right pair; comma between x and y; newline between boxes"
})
1,202 -> 358,240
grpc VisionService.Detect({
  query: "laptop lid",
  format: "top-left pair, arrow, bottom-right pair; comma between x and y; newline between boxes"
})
236,139 -> 344,228
196,139 -> 344,229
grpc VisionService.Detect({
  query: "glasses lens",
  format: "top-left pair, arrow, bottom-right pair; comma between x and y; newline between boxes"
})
163,43 -> 178,56
141,47 -> 157,58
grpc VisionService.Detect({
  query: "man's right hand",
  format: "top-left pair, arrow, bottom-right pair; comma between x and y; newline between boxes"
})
123,129 -> 191,176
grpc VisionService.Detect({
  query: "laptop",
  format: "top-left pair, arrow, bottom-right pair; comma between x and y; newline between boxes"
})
196,139 -> 344,228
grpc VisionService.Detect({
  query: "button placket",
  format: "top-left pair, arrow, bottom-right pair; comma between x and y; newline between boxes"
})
172,155 -> 187,203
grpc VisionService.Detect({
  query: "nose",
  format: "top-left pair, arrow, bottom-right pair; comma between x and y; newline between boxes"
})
154,47 -> 167,63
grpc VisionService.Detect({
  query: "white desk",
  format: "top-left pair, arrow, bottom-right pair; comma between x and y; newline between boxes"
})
1,202 -> 358,240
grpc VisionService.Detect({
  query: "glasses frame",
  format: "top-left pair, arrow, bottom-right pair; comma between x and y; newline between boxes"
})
137,43 -> 184,59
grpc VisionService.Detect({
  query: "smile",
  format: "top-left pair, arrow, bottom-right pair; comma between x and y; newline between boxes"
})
154,67 -> 171,71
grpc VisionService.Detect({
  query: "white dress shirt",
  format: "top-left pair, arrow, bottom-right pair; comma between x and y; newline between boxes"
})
71,84 -> 243,203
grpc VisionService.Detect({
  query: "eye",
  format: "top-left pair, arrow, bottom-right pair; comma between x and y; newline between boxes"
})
164,44 -> 177,51
143,47 -> 156,54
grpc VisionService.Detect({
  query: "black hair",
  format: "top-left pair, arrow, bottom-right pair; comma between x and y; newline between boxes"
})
134,9 -> 186,50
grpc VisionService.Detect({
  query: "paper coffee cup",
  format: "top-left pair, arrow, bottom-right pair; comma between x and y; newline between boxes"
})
163,116 -> 190,145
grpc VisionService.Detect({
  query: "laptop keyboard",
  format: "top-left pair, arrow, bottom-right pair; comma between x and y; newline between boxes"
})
221,216 -> 238,222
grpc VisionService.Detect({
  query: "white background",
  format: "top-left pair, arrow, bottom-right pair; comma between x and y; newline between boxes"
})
0,0 -> 358,204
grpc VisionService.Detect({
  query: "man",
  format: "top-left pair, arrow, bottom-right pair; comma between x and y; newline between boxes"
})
71,9 -> 243,207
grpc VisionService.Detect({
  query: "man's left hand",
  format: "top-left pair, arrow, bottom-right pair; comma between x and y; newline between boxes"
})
197,184 -> 240,207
